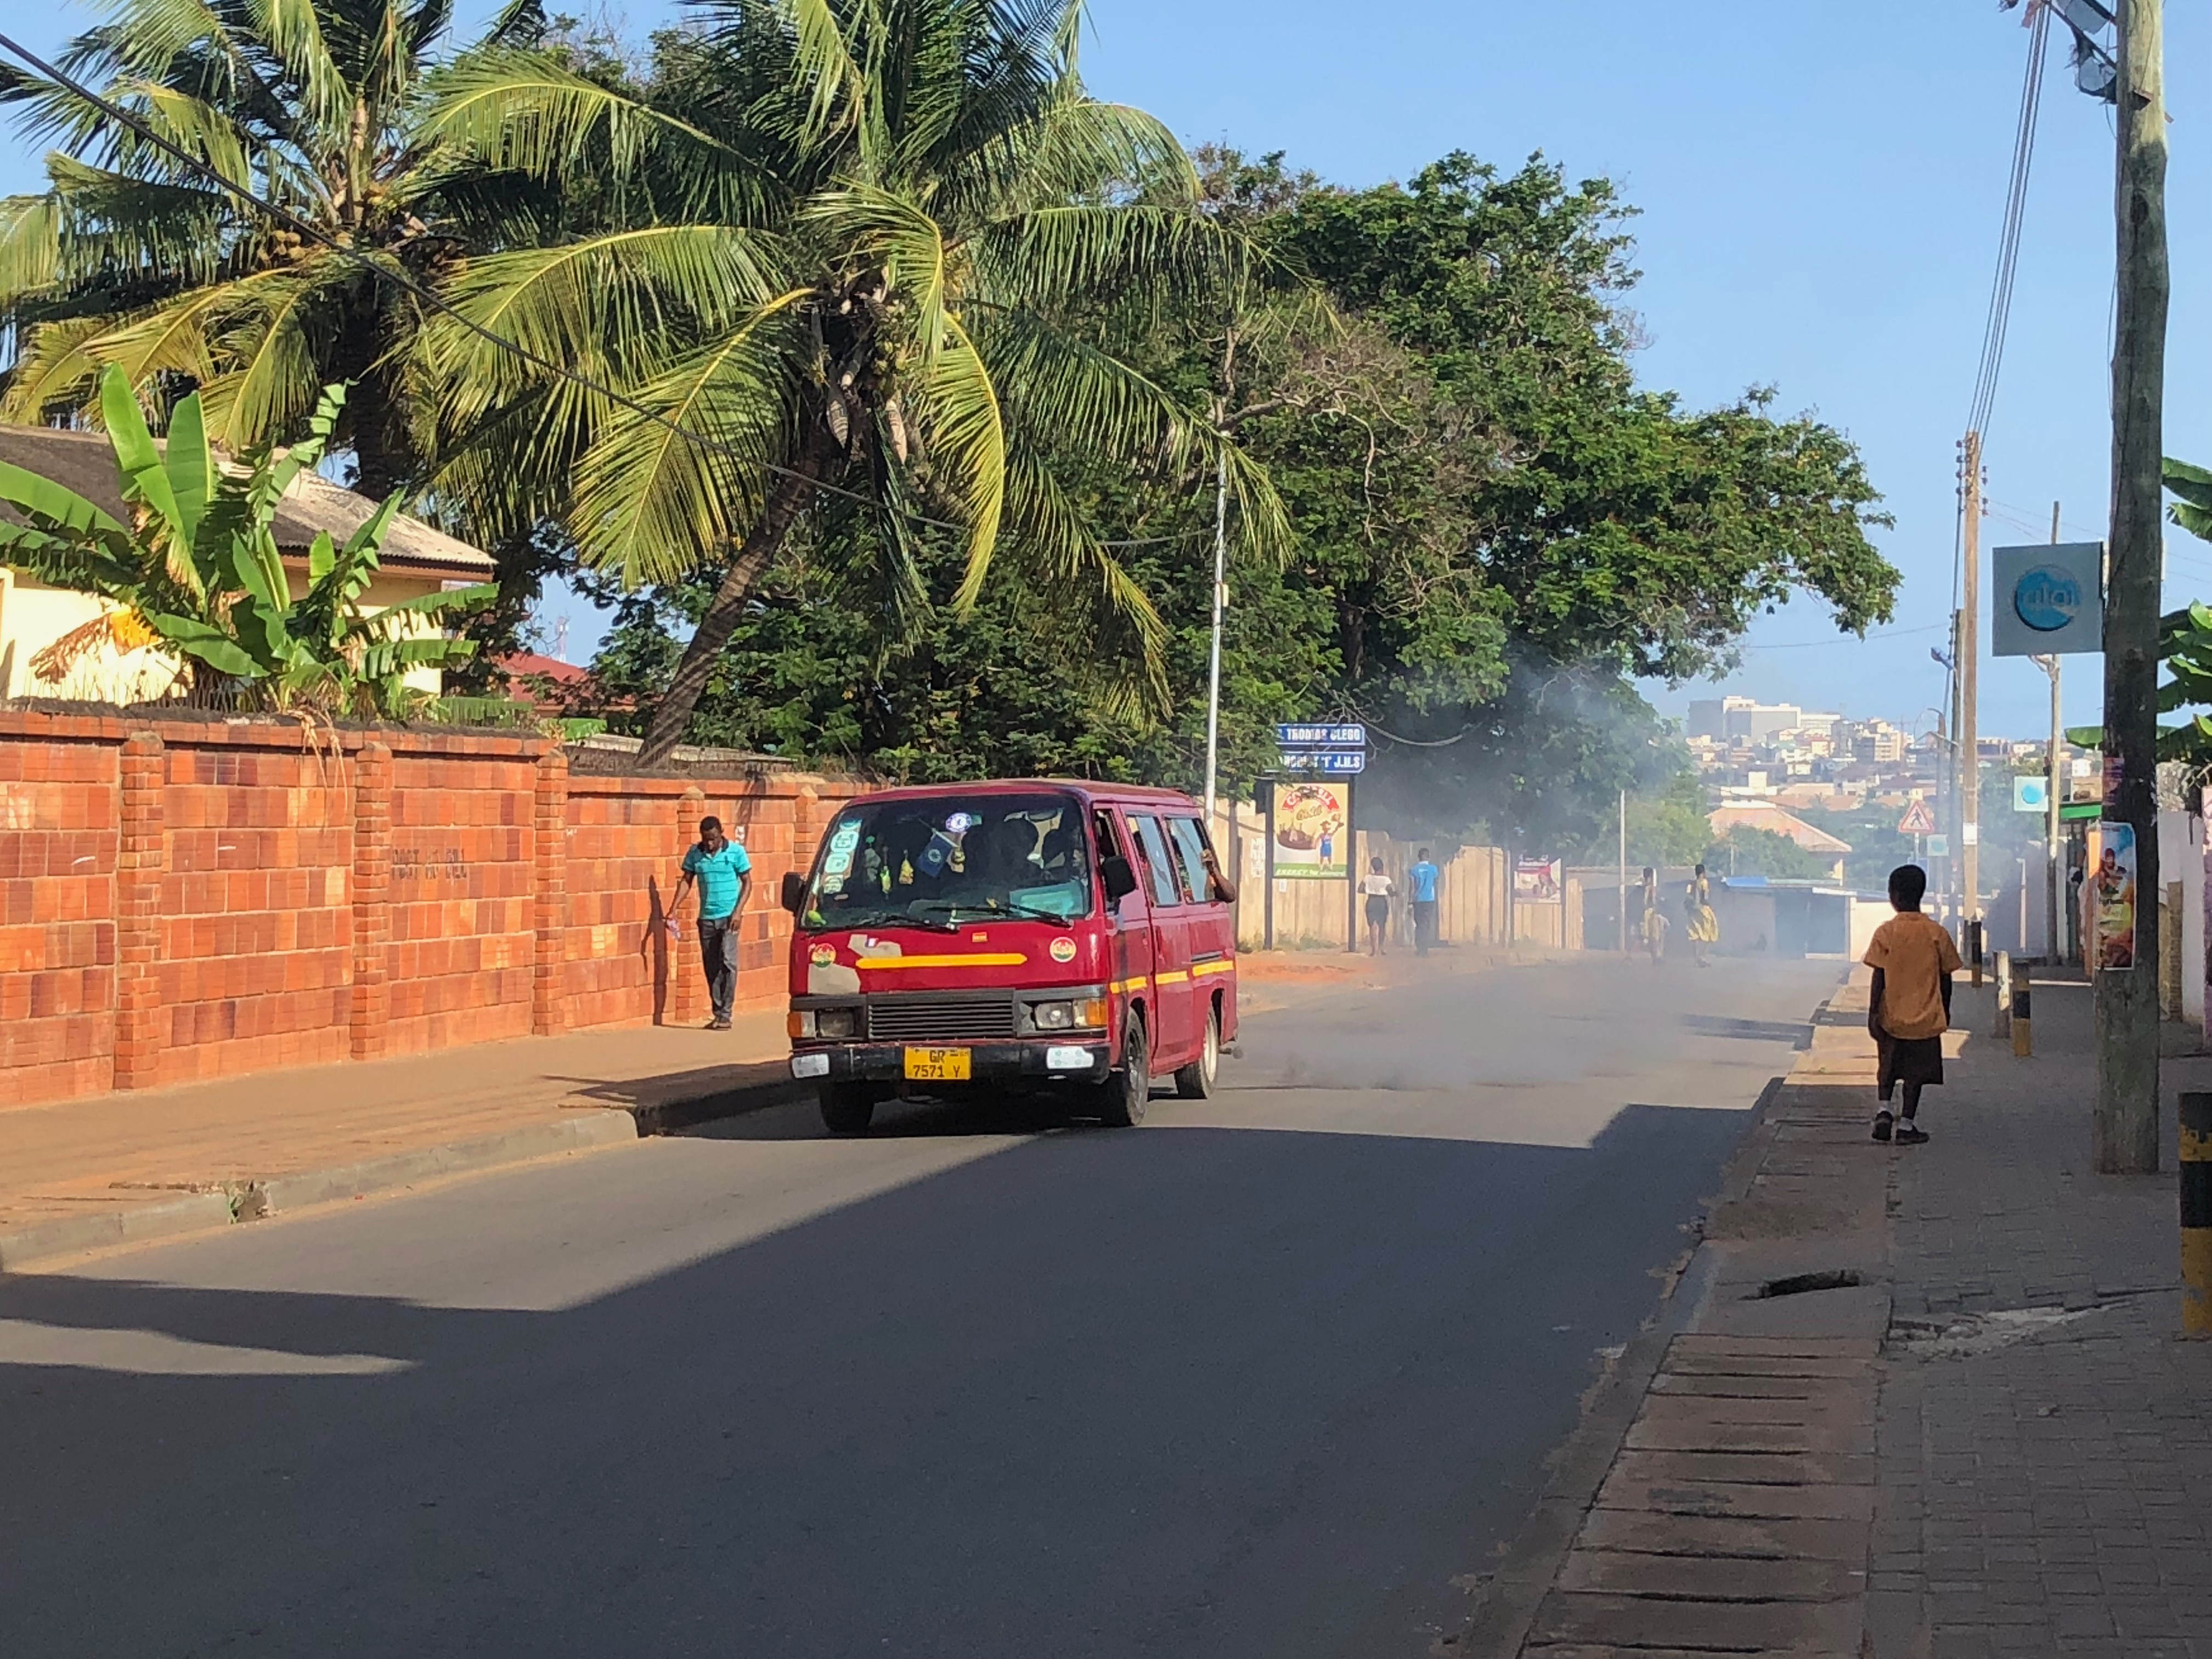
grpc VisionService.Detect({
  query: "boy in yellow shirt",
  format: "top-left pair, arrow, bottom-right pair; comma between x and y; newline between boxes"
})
1864,864 -> 1962,1145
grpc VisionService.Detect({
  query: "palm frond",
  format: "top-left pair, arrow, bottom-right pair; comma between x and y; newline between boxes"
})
774,0 -> 867,156
998,453 -> 1167,720
972,204 -> 1249,312
195,265 -> 329,454
805,184 -> 946,356
569,294 -> 810,584
243,0 -> 352,135
924,313 -> 1007,607
938,97 -> 1194,224
0,315 -> 108,423
0,191 -> 61,303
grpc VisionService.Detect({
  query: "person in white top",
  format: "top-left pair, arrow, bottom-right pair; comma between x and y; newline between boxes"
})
1361,857 -> 1395,956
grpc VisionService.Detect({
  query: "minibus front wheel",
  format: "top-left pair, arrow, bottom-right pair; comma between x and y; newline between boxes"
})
1096,1012 -> 1150,1128
820,1080 -> 879,1136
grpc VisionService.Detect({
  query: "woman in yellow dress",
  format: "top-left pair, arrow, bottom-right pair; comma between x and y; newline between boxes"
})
1685,863 -> 1720,968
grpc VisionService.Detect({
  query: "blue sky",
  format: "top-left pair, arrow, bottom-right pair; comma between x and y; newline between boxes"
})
5,1 -> 2208,738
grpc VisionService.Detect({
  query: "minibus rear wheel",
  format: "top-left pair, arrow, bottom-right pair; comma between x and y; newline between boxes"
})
1175,1004 -> 1220,1099
1096,1013 -> 1150,1128
819,1081 -> 877,1136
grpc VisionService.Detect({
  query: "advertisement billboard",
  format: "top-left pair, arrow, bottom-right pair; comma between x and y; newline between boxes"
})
1514,856 -> 1563,905
1272,781 -> 1350,879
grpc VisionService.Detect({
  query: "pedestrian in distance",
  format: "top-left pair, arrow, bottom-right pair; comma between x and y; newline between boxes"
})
1639,867 -> 1667,965
1865,862 -> 1961,1145
1685,862 -> 1719,968
670,815 -> 753,1030
1409,848 -> 1441,955
1361,857 -> 1395,956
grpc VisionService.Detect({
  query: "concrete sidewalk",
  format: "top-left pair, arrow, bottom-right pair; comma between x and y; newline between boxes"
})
1466,963 -> 2212,1657
0,1011 -> 798,1271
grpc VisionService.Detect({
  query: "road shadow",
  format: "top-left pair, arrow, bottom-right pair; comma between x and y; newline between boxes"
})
0,1104 -> 1750,1659
1679,1013 -> 1814,1049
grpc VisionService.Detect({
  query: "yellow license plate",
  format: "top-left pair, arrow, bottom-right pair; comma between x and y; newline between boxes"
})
903,1046 -> 972,1081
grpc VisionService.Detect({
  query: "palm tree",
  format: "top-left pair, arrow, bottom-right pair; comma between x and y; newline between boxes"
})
421,0 -> 1288,764
0,0 -> 546,495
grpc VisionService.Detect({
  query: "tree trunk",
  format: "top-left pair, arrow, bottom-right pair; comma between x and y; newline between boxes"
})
637,443 -> 832,767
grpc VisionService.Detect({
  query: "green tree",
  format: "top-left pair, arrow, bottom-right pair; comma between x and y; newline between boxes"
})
0,0 -> 561,494
424,0 -> 1286,764
0,365 -> 490,712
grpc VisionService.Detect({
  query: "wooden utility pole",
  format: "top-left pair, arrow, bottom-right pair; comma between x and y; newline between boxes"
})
2097,0 -> 2166,1176
1960,431 -> 1983,955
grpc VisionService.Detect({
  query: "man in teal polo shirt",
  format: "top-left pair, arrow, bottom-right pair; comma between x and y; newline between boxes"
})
673,816 -> 752,1029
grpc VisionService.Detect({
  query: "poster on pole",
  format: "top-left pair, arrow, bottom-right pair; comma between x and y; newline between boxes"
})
1272,781 -> 1349,879
2086,821 -> 2138,971
1513,856 -> 1564,905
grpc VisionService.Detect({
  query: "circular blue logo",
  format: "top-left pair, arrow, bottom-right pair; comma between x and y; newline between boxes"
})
2013,566 -> 2082,633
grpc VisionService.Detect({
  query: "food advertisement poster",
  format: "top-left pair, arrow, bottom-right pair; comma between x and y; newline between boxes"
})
1514,857 -> 1564,905
2086,821 -> 2137,972
1273,782 -> 1348,879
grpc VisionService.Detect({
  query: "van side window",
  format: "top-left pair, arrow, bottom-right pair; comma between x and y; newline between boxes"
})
1166,817 -> 1212,904
1127,814 -> 1182,908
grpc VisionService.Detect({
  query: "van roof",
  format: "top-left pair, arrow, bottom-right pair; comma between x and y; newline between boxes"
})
839,778 -> 1200,809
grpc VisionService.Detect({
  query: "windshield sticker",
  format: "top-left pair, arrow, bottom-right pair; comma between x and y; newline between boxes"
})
837,817 -> 861,831
849,934 -> 901,958
822,849 -> 854,878
1049,936 -> 1077,963
809,944 -> 838,967
829,827 -> 860,853
944,811 -> 975,833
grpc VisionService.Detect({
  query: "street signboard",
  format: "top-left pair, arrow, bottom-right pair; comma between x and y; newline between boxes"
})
1279,749 -> 1366,775
1925,833 -> 1951,858
2014,775 -> 2050,812
1276,723 -> 1367,749
1992,542 -> 2104,657
2060,800 -> 2102,822
1898,798 -> 1938,836
1513,856 -> 1563,904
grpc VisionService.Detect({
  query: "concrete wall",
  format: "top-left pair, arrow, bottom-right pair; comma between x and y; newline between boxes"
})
0,709 -> 852,1109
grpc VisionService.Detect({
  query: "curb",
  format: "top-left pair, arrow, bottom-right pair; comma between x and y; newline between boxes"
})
1447,1020 -> 1829,1655
0,1069 -> 805,1277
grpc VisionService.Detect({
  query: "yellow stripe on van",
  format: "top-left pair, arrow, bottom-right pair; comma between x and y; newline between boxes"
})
1152,969 -> 1190,985
1191,960 -> 1235,977
857,953 -> 1029,970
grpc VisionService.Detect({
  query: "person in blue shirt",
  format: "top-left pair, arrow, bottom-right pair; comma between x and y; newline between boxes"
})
673,816 -> 753,1029
1409,849 -> 1441,956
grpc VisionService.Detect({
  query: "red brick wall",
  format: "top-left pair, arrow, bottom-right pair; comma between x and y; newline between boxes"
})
0,724 -> 116,1103
0,710 -> 853,1109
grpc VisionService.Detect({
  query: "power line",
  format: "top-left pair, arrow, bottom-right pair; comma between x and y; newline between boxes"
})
1740,623 -> 1947,653
0,28 -> 1212,554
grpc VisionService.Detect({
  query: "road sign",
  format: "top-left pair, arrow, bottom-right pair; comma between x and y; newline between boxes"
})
1898,798 -> 1938,836
1279,749 -> 1366,775
1992,543 -> 2105,657
1925,833 -> 1951,858
2014,775 -> 2050,812
1276,722 -> 1367,749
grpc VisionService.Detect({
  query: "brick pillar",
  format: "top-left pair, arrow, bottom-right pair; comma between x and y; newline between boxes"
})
350,742 -> 393,1060
671,787 -> 705,1026
533,747 -> 569,1036
112,730 -> 165,1091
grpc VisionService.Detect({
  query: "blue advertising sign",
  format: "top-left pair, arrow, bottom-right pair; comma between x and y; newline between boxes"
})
1991,543 -> 2103,657
1276,722 -> 1368,749
1279,749 -> 1367,775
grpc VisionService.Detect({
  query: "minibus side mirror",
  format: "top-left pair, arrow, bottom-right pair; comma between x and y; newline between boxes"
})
780,871 -> 808,914
1099,856 -> 1138,903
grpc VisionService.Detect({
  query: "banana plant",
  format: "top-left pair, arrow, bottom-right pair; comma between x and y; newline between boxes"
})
0,365 -> 494,712
2067,460 -> 2212,765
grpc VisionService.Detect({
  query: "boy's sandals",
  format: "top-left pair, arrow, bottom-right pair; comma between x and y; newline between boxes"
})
1871,1111 -> 1893,1143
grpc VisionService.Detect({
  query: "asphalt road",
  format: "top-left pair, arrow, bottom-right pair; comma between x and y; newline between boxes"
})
0,951 -> 1841,1657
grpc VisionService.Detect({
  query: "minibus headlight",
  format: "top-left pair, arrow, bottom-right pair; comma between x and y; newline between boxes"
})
815,1007 -> 860,1039
1073,996 -> 1109,1030
1032,1001 -> 1075,1030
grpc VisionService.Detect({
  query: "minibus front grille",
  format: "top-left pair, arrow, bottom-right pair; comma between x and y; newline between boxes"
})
867,998 -> 1018,1041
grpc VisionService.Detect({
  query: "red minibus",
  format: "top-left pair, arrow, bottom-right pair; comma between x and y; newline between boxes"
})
779,780 -> 1238,1134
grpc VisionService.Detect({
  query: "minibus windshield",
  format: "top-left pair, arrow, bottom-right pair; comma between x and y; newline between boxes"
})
801,792 -> 1093,931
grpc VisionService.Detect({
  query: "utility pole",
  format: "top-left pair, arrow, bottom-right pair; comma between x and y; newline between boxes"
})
1960,432 -> 1983,956
2097,0 -> 2166,1176
1202,443 -> 1228,848
1618,789 -> 1628,953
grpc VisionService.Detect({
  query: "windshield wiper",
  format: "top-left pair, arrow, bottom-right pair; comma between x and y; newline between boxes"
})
810,909 -> 961,934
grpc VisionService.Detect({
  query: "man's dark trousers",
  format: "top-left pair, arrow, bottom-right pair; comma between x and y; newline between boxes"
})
1413,899 -> 1438,955
698,916 -> 738,1022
